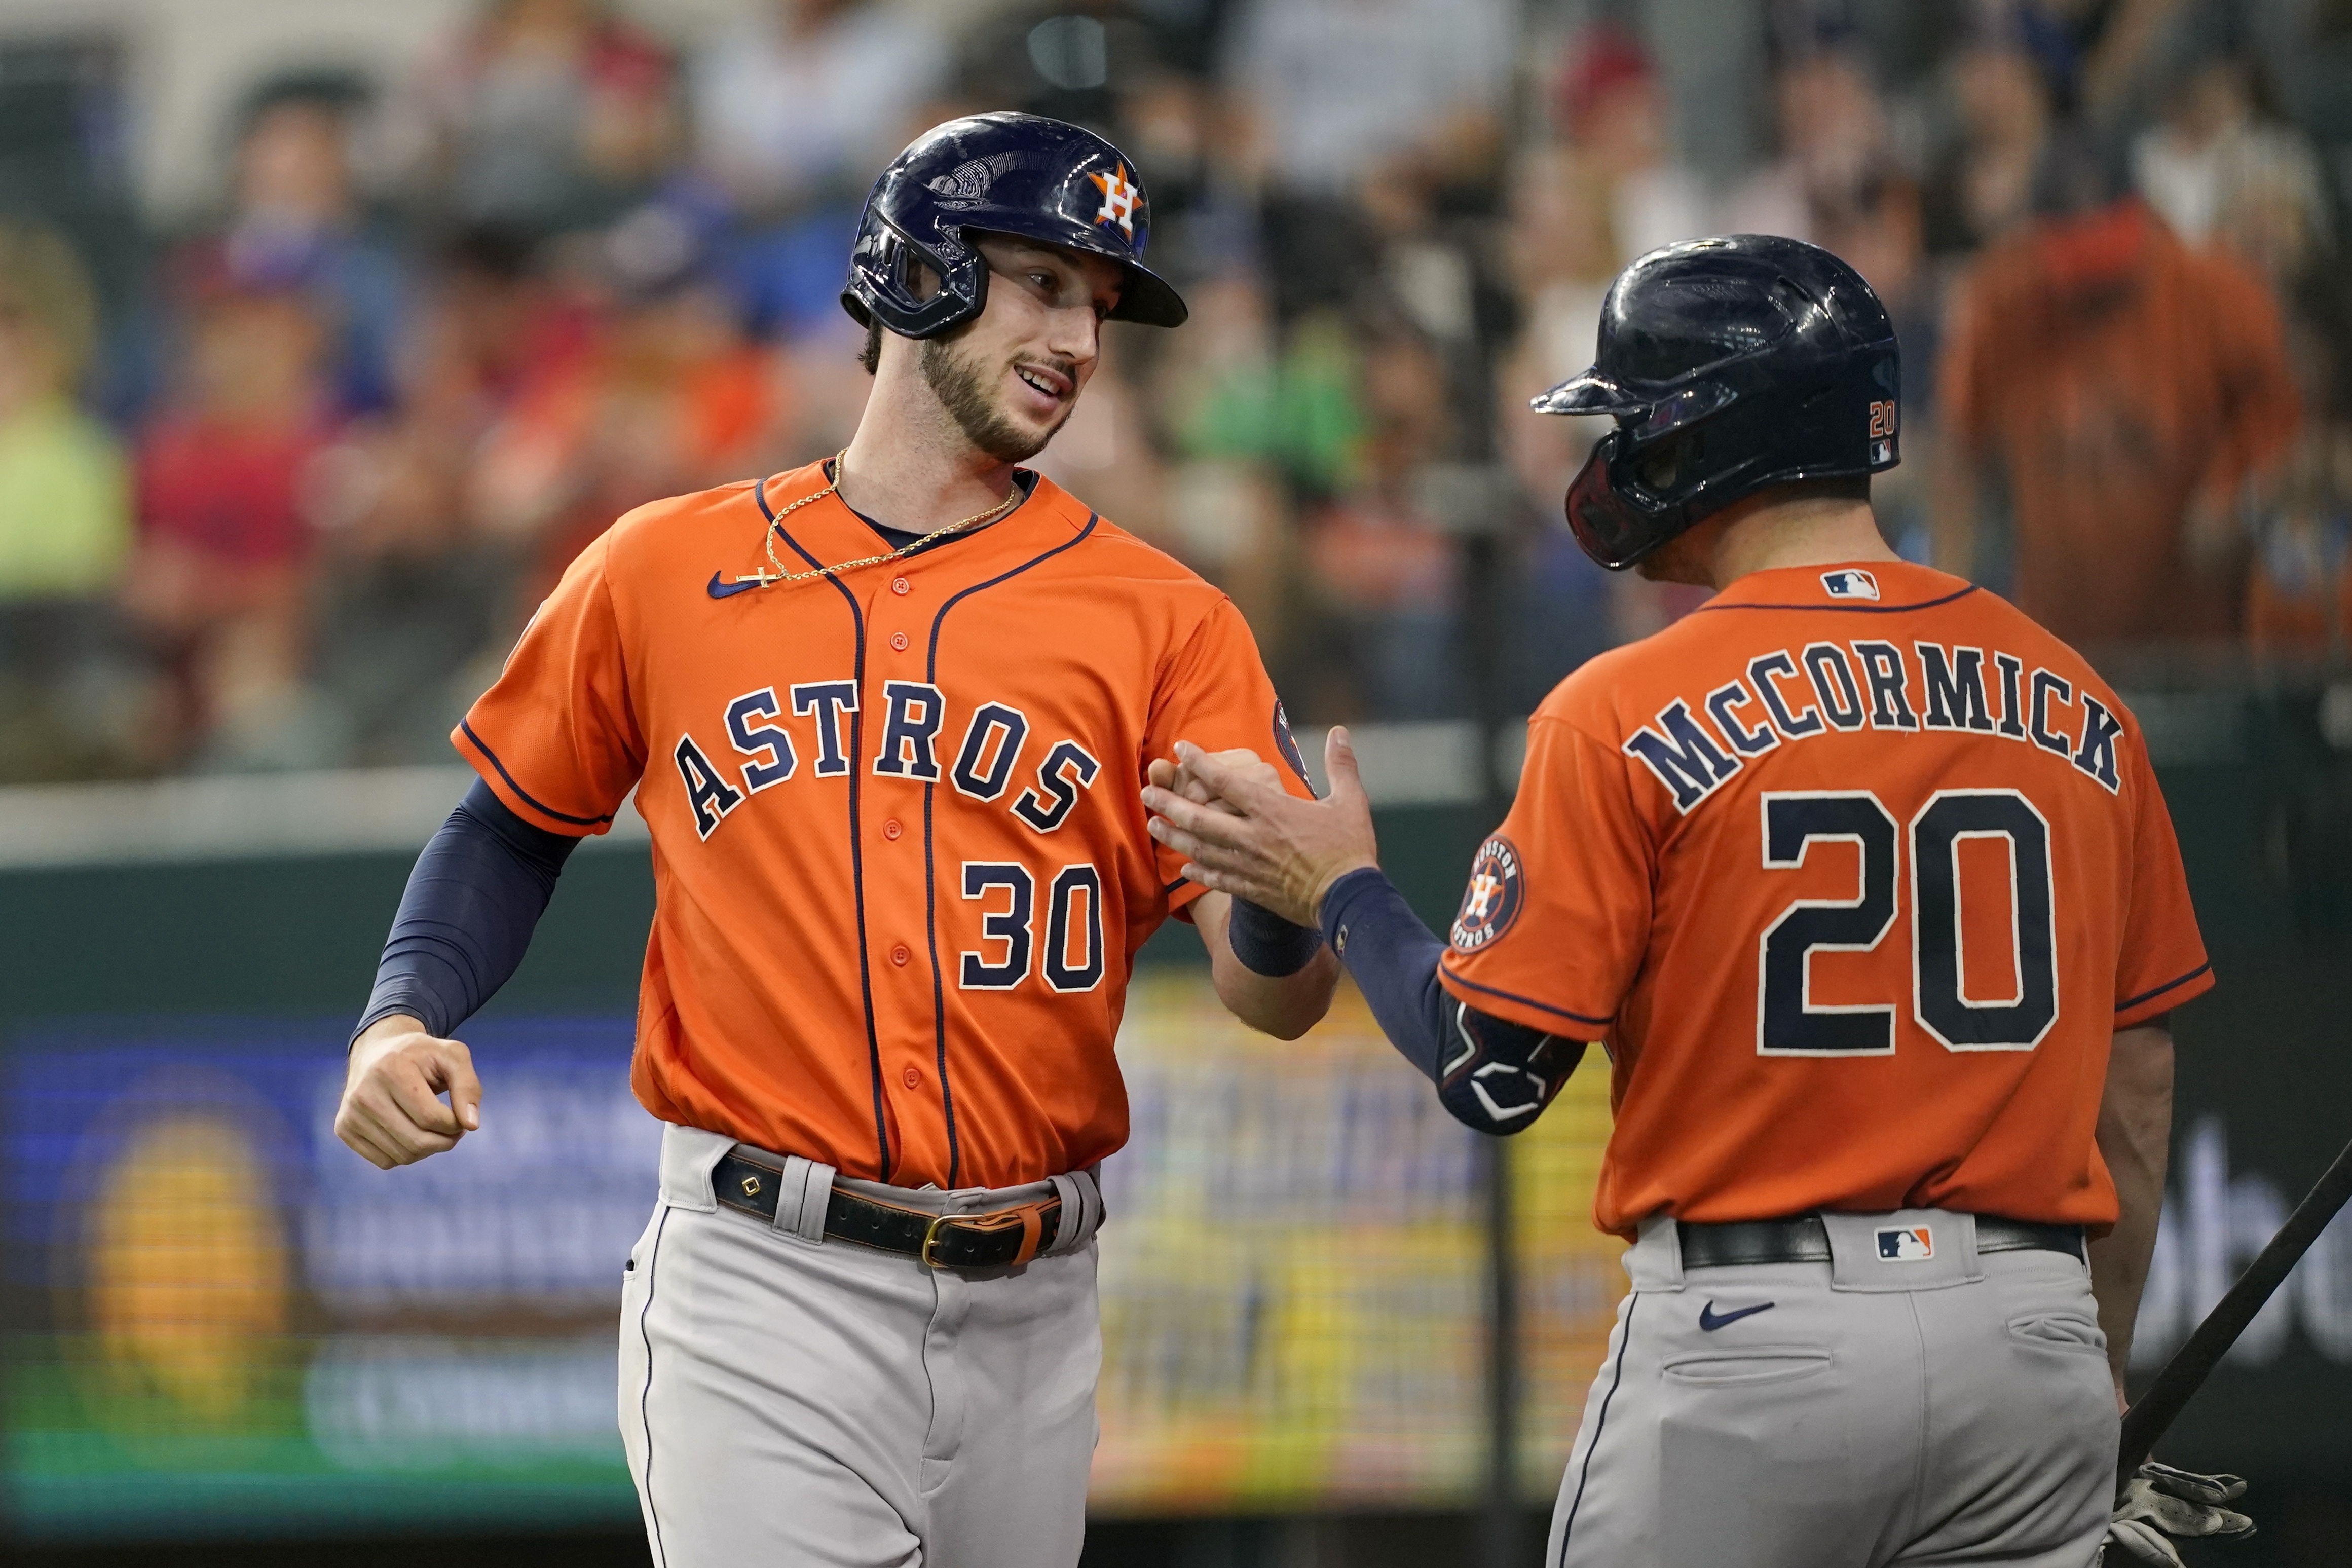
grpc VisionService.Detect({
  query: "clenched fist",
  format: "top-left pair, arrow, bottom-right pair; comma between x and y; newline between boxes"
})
337,1015 -> 482,1168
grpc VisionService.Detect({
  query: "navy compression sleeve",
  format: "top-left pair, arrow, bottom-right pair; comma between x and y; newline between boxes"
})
1317,867 -> 1585,1134
351,778 -> 581,1045
1317,868 -> 1451,1077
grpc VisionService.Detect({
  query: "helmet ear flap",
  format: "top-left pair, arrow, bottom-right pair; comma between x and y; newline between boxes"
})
845,213 -> 985,337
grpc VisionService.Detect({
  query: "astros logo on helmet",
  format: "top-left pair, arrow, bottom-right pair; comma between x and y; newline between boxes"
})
1088,164 -> 1140,236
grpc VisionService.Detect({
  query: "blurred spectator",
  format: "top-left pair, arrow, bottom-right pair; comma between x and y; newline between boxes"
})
298,228 -> 577,763
0,223 -> 129,606
1162,278 -> 1363,495
125,248 -> 341,767
1921,34 -> 2052,256
1553,23 -> 1707,265
1938,196 -> 2300,647
1722,39 -> 1893,242
0,222 -> 138,780
2246,426 -> 2352,657
401,0 -> 678,232
468,205 -> 793,601
1494,143 -> 1616,682
1158,458 -> 1294,654
1225,0 -> 1513,195
2132,54 -> 2330,284
223,72 -> 408,416
690,1 -> 947,217
1299,320 -> 1460,718
0,0 -> 2342,787
1225,0 -> 1516,318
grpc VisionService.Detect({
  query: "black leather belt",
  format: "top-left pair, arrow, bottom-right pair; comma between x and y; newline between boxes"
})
713,1149 -> 1061,1270
1679,1213 -> 2084,1270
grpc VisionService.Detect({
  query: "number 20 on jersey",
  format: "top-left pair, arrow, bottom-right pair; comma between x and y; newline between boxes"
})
1759,788 -> 2056,1056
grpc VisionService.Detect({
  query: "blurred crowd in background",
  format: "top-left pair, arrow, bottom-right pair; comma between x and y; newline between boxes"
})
0,0 -> 2347,782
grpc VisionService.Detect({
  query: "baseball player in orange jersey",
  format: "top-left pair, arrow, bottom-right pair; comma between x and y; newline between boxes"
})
1143,237 -> 2252,1566
332,115 -> 1338,1567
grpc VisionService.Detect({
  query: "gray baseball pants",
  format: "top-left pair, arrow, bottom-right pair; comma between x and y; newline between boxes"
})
618,1124 -> 1105,1568
1549,1210 -> 2118,1568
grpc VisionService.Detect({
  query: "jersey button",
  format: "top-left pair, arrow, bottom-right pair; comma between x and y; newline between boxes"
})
891,576 -> 912,596
890,944 -> 911,966
883,818 -> 903,840
902,1065 -> 923,1089
889,631 -> 909,651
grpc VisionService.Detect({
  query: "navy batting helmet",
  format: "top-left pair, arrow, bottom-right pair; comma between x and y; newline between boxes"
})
842,113 -> 1187,339
1537,235 -> 1900,570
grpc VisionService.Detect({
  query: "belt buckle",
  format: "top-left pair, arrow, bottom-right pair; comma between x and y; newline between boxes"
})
918,1203 -> 1052,1268
919,1213 -> 956,1269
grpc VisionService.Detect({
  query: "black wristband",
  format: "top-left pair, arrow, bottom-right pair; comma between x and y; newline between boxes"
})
1226,897 -> 1324,977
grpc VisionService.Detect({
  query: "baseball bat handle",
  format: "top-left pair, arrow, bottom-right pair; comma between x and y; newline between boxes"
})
2116,1133 -> 2352,1484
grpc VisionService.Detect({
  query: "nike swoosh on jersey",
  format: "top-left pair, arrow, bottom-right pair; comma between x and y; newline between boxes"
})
706,571 -> 762,600
1697,1300 -> 1775,1331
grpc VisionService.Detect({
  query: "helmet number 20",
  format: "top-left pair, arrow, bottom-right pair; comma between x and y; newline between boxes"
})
1757,790 -> 2057,1055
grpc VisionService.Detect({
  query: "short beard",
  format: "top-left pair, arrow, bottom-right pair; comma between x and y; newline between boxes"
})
919,333 -> 1070,463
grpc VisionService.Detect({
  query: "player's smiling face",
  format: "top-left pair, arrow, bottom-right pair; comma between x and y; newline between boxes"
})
916,232 -> 1122,463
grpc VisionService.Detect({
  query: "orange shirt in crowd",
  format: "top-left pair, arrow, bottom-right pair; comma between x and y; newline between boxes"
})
1940,199 -> 2299,645
459,463 -> 1312,1189
1439,561 -> 2211,1240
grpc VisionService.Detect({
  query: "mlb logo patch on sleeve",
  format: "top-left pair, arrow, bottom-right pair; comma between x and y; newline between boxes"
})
1822,569 -> 1880,601
1876,1225 -> 1934,1261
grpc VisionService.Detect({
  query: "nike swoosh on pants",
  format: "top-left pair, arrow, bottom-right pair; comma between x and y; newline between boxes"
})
1697,1300 -> 1775,1331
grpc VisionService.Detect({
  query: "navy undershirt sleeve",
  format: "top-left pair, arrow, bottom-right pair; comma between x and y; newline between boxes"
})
1317,868 -> 1451,1078
351,778 -> 581,1046
1316,866 -> 1586,1134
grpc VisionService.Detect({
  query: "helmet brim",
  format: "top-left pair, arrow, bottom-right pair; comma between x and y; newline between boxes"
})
1530,370 -> 1650,416
1109,260 -> 1187,328
956,212 -> 1189,329
1532,372 -> 1740,438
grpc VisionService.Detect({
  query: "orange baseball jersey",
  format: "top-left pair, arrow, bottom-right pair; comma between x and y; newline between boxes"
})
1438,560 -> 2211,1239
457,460 -> 1312,1189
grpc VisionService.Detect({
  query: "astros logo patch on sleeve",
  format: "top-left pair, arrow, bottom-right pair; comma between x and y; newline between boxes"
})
1451,836 -> 1525,953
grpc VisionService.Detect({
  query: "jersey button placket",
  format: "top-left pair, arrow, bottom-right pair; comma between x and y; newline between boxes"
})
890,943 -> 911,966
883,818 -> 903,840
890,575 -> 912,596
889,631 -> 909,651
902,1065 -> 923,1089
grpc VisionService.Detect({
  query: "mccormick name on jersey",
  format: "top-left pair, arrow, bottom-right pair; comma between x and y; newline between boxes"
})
1625,636 -> 2129,815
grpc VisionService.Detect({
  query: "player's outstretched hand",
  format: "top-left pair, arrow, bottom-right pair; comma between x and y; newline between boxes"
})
337,1015 -> 482,1169
1141,726 -> 1377,928
1145,746 -> 1278,815
2105,1461 -> 2255,1566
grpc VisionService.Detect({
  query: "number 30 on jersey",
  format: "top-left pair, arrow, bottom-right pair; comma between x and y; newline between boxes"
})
1758,788 -> 2056,1055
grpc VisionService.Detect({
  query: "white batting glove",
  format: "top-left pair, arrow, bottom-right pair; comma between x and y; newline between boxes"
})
2104,1462 -> 2255,1566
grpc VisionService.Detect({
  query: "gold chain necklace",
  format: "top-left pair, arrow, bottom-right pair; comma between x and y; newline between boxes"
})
728,451 -> 1026,592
